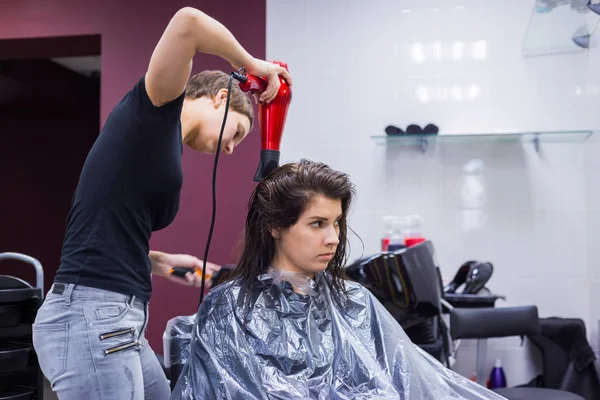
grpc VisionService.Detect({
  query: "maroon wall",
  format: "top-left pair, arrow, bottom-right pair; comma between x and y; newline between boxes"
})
0,0 -> 266,350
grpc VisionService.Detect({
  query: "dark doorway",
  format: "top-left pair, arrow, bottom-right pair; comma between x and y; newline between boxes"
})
0,35 -> 101,298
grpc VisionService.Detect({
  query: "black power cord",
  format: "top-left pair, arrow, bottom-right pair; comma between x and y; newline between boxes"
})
197,68 -> 247,306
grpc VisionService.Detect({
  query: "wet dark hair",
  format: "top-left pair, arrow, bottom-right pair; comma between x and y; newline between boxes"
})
226,159 -> 356,298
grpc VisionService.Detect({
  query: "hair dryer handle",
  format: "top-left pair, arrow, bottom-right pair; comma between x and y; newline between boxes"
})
239,75 -> 268,95
238,61 -> 290,95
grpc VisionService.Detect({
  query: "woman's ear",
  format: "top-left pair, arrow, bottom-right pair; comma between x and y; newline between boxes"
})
270,227 -> 280,239
214,89 -> 229,108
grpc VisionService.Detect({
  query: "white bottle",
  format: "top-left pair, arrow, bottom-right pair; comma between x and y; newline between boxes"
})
388,217 -> 406,251
381,216 -> 398,251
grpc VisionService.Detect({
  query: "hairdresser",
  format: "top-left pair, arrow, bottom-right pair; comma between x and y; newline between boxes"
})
31,7 -> 292,400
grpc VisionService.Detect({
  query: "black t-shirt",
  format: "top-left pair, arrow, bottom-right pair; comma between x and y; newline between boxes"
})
54,76 -> 185,301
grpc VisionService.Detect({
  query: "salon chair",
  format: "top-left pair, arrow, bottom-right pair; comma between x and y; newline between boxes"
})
450,306 -> 585,400
0,253 -> 46,400
346,241 -> 451,365
161,266 -> 235,390
526,317 -> 600,400
162,314 -> 195,391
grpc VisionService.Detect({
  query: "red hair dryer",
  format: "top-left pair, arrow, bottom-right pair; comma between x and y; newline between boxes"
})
236,61 -> 292,182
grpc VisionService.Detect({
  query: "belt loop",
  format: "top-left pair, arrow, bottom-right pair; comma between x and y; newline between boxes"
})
128,295 -> 136,308
64,284 -> 75,305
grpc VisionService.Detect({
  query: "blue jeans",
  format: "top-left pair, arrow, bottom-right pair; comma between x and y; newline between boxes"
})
32,283 -> 170,400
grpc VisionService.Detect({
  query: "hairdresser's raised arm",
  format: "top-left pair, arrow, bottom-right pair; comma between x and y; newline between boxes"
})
145,7 -> 292,107
145,7 -> 250,106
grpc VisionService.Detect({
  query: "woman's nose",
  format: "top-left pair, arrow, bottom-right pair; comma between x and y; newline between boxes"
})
325,226 -> 340,246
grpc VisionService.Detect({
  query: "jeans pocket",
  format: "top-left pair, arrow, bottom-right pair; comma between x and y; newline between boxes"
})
84,300 -> 131,326
32,322 -> 68,386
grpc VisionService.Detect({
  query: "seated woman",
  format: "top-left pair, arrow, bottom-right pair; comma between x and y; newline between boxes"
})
170,159 -> 505,399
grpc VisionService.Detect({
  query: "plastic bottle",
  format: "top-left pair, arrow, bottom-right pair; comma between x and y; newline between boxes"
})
403,214 -> 426,247
381,216 -> 396,251
388,217 -> 406,251
487,359 -> 507,389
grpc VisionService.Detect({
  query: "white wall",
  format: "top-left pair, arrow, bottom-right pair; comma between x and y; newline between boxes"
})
267,0 -> 600,385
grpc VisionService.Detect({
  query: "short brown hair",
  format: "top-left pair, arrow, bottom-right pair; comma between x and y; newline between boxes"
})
185,70 -> 254,130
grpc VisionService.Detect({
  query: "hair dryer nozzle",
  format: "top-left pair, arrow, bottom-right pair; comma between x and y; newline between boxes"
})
254,149 -> 280,182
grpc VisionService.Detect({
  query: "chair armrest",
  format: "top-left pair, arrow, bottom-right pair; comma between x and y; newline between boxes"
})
450,305 -> 540,339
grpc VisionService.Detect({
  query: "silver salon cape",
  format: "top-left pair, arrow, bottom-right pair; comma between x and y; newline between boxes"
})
166,270 -> 506,399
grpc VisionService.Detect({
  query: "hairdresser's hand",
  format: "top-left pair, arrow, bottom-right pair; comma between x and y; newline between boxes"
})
150,251 -> 221,289
245,58 -> 292,103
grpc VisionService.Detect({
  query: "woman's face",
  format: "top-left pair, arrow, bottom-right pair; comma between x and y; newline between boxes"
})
271,194 -> 342,278
181,91 -> 251,155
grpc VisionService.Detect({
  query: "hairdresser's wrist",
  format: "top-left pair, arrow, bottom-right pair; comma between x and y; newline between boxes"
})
243,56 -> 265,73
230,53 -> 255,72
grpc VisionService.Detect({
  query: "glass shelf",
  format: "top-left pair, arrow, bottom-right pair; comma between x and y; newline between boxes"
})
523,1 -> 600,56
371,130 -> 595,151
373,130 -> 593,144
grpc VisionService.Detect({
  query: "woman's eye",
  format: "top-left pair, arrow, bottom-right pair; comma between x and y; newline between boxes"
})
311,221 -> 322,228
